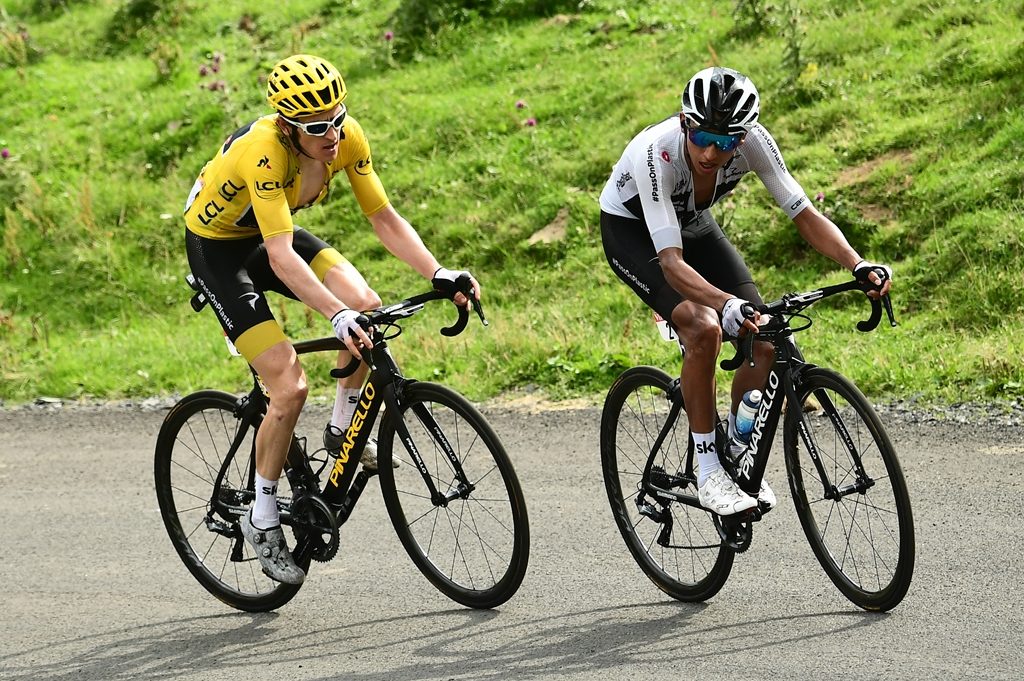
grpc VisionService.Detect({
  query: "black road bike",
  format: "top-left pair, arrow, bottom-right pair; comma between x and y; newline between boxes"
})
601,279 -> 914,611
155,276 -> 530,612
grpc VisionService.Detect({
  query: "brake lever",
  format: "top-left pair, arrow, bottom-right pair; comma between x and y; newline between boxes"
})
881,294 -> 897,327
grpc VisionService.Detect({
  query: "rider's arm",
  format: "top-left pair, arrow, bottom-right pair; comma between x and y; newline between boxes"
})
658,246 -> 734,311
792,205 -> 862,271
368,205 -> 442,279
264,232 -> 347,318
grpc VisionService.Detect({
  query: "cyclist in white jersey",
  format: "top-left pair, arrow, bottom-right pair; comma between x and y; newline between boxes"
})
600,66 -> 892,516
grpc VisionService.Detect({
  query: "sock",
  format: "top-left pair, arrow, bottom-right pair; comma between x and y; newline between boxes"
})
332,386 -> 361,430
251,473 -> 280,529
694,431 -> 720,486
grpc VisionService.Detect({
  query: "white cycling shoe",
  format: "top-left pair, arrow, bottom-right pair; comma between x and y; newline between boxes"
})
698,469 -> 758,516
728,439 -> 777,510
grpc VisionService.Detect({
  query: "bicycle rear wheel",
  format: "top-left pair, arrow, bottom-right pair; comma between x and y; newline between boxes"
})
154,390 -> 308,612
784,368 -> 915,611
601,366 -> 734,602
377,382 -> 529,609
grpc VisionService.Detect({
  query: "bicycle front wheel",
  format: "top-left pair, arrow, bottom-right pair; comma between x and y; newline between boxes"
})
601,366 -> 734,602
377,382 -> 529,609
154,390 -> 308,612
784,368 -> 915,611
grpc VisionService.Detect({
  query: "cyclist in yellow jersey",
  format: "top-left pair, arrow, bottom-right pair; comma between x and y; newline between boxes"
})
184,54 -> 480,584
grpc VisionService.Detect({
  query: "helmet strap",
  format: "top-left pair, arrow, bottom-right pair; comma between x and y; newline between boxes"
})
276,116 -> 316,159
289,126 -> 316,159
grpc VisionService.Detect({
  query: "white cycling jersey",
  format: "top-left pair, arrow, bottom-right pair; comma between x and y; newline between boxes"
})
599,116 -> 809,253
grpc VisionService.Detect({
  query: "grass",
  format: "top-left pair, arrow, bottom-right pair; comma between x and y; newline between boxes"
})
1,0 -> 1023,406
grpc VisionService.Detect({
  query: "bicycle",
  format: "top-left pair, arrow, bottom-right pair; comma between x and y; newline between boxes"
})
600,278 -> 915,611
155,275 -> 530,612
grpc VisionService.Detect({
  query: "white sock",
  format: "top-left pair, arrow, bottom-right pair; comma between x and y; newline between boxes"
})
251,473 -> 280,529
694,431 -> 721,486
332,386 -> 361,430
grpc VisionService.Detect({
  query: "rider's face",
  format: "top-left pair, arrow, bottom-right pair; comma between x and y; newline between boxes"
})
291,105 -> 344,162
681,115 -> 743,176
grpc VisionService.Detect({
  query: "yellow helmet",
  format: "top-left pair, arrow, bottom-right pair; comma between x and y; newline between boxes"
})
266,54 -> 346,117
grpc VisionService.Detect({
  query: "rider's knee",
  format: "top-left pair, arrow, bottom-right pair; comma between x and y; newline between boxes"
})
347,289 -> 382,311
673,304 -> 721,350
273,377 -> 308,413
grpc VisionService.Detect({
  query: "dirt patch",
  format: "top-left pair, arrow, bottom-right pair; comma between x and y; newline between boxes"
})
527,207 -> 569,245
835,149 -> 915,188
485,391 -> 601,414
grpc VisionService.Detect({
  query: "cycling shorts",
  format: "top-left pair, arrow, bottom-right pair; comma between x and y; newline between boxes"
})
185,227 -> 347,362
600,209 -> 762,325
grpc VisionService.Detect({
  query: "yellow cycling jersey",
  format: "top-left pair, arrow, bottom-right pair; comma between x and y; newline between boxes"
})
184,115 -> 389,240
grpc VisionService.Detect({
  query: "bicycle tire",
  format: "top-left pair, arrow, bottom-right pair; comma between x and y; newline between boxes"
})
601,366 -> 734,602
784,368 -> 915,611
377,382 -> 529,609
154,390 -> 309,612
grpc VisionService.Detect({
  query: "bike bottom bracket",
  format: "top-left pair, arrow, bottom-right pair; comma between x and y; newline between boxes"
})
714,513 -> 753,552
290,494 -> 340,562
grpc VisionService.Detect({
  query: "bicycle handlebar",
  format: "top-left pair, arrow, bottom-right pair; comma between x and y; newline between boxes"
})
330,275 -> 486,379
720,278 -> 896,372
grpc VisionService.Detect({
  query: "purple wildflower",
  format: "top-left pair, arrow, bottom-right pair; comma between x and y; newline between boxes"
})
199,64 -> 209,76
1,148 -> 9,159
815,191 -> 825,202
515,99 -> 526,109
384,31 -> 394,41
525,117 -> 537,127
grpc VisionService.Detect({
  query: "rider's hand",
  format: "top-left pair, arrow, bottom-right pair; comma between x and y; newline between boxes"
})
432,266 -> 480,308
852,260 -> 893,299
721,297 -> 760,338
330,308 -> 372,356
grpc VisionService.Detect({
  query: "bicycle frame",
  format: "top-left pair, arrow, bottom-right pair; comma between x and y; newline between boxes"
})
641,278 -> 893,519
200,285 -> 484,542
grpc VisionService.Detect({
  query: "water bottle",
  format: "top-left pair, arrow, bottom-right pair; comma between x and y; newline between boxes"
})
734,389 -> 763,444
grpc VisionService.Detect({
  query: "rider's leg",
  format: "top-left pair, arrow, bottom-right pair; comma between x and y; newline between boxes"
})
322,260 -> 381,429
728,341 -> 774,435
249,340 -> 309,527
671,300 -> 721,435
672,300 -> 757,515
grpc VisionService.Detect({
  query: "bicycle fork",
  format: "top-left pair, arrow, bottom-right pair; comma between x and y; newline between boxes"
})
791,378 -> 876,501
387,384 -> 476,506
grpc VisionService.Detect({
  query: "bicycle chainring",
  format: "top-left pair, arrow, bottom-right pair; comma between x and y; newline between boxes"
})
291,493 -> 340,562
713,513 -> 753,553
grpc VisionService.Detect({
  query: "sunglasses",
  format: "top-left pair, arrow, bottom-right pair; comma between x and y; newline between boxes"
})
283,105 -> 347,136
686,126 -> 743,152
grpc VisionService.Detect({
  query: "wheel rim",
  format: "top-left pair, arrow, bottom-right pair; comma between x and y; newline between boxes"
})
386,397 -> 521,595
608,378 -> 727,589
792,387 -> 910,598
162,401 -> 300,599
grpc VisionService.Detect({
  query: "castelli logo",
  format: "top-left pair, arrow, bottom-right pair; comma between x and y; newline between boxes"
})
661,151 -> 671,163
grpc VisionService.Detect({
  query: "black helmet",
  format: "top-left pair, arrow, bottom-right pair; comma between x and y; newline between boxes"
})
681,67 -> 760,135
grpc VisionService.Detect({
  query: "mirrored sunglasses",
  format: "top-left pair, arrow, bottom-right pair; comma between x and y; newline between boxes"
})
283,105 -> 347,136
686,126 -> 743,152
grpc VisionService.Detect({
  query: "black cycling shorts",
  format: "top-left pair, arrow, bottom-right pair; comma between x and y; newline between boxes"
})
185,227 -> 347,361
600,209 -> 762,324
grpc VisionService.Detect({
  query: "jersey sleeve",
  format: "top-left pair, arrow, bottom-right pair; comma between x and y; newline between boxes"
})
236,142 -> 294,239
633,141 -> 684,252
744,124 -> 809,218
335,118 -> 390,217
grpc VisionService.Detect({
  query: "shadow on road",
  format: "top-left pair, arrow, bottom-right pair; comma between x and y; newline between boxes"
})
1,600 -> 885,681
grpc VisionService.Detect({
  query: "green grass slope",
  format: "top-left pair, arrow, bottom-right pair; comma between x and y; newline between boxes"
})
1,0 -> 1022,405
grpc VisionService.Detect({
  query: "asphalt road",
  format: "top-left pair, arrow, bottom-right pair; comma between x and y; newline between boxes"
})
2,400 -> 1022,681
